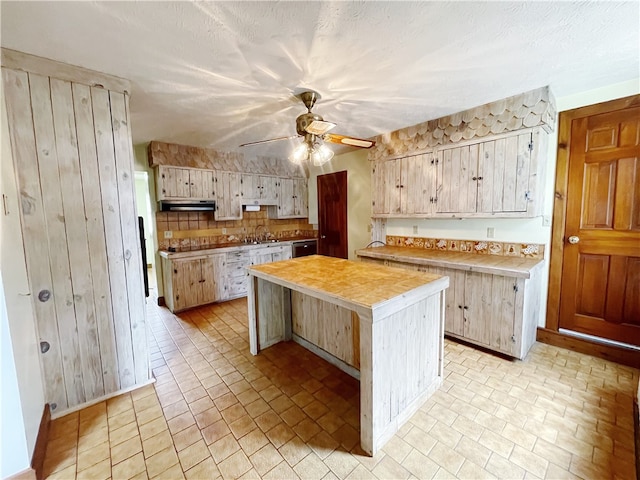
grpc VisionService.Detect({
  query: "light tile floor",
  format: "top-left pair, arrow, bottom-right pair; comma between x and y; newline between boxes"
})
42,297 -> 638,479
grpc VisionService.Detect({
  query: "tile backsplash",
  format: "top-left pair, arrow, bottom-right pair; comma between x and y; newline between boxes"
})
156,209 -> 316,250
385,235 -> 544,259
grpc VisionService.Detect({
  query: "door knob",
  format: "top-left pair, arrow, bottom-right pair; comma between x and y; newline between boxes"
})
321,235 -> 326,239
568,235 -> 580,244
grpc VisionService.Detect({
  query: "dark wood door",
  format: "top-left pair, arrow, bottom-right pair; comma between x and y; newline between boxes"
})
559,103 -> 640,345
317,171 -> 348,259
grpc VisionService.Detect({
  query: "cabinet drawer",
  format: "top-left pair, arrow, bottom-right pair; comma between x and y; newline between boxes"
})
226,262 -> 248,277
227,278 -> 248,296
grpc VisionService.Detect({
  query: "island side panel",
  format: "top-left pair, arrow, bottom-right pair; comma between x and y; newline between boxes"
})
248,275 -> 291,355
360,292 -> 444,455
257,277 -> 291,350
291,291 -> 358,368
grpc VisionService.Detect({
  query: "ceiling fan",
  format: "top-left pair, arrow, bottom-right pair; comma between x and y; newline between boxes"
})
239,90 -> 375,166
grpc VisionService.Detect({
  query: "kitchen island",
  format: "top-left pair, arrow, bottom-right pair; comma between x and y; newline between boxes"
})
247,255 -> 449,455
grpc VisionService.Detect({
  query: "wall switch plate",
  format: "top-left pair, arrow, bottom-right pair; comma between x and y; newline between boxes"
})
542,215 -> 552,226
487,227 -> 495,238
164,230 -> 173,239
222,228 -> 227,234
413,225 -> 418,234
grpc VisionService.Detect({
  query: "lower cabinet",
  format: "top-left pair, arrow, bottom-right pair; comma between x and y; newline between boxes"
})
162,244 -> 294,311
162,254 -> 226,312
363,258 -> 541,359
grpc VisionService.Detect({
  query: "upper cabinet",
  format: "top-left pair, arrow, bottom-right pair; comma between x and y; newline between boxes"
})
157,165 -> 214,199
372,153 -> 436,215
241,174 -> 278,205
372,127 -> 547,219
270,177 -> 308,218
214,171 -> 242,220
155,165 -> 308,220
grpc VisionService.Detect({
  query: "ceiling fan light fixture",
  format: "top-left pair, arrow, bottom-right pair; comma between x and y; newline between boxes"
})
288,142 -> 309,164
311,143 -> 334,166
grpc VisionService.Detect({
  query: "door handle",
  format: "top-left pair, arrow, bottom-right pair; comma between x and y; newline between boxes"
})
568,236 -> 580,244
321,235 -> 326,239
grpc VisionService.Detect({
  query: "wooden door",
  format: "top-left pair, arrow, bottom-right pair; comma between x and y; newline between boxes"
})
318,171 -> 348,259
3,57 -> 148,413
559,103 -> 640,345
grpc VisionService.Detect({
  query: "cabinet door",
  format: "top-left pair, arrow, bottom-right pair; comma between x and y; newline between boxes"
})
293,178 -> 308,216
402,153 -> 436,214
260,176 -> 278,203
158,166 -> 191,198
436,144 -> 479,214
385,159 -> 402,214
188,169 -> 215,199
278,178 -> 295,217
214,171 -> 242,220
201,254 -> 226,303
371,160 -> 387,215
463,271 -> 493,345
172,258 -> 201,311
241,173 -> 258,201
487,274 -> 518,356
483,132 -> 532,213
443,268 -> 466,337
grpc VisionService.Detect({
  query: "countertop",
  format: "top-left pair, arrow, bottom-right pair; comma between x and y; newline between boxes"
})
248,254 -> 449,312
159,237 -> 316,259
356,246 -> 543,278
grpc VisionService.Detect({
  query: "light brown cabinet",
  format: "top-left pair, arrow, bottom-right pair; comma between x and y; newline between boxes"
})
241,174 -> 278,205
270,178 -> 308,218
161,243 -> 293,311
372,127 -> 547,219
372,153 -> 436,215
162,254 -> 225,312
214,171 -> 242,220
157,165 -> 215,200
360,256 -> 542,359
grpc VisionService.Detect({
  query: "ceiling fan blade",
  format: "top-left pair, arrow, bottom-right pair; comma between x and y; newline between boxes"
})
324,133 -> 376,149
239,135 -> 298,147
305,120 -> 336,135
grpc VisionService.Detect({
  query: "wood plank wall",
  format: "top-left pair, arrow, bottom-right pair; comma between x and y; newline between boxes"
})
2,52 -> 149,415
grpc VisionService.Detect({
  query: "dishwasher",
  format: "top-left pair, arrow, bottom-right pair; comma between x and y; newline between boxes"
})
292,239 -> 317,257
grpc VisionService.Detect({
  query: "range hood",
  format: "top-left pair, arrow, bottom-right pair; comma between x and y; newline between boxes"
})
159,199 -> 216,212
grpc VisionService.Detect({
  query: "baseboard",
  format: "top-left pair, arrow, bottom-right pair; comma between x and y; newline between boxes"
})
31,404 -> 50,480
6,468 -> 37,480
537,327 -> 640,369
157,296 -> 165,307
51,378 -> 155,420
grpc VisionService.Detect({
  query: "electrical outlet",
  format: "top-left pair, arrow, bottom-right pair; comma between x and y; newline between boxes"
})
487,227 -> 495,238
542,215 -> 552,226
164,230 -> 173,239
222,228 -> 227,234
412,225 -> 418,235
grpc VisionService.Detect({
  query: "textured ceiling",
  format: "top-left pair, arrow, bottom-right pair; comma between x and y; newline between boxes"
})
2,1 -> 638,159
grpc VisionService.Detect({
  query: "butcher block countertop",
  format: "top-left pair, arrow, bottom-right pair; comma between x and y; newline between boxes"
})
356,246 -> 543,278
248,254 -> 448,314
